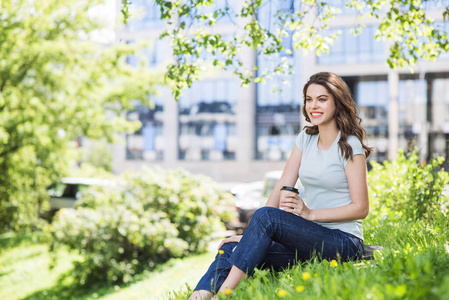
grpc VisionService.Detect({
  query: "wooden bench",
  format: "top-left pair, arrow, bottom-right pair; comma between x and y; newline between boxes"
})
362,245 -> 383,260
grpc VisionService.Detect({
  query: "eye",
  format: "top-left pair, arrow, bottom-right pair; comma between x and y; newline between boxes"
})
319,98 -> 327,102
305,98 -> 312,102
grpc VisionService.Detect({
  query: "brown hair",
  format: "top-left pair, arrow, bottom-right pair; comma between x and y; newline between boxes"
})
302,72 -> 372,160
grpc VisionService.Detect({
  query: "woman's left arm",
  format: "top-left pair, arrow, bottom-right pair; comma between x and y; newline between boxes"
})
303,154 -> 369,222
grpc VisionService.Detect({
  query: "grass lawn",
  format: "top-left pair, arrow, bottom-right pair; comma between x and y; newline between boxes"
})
1,217 -> 449,300
0,232 -> 215,300
171,212 -> 449,299
2,213 -> 449,300
99,252 -> 215,300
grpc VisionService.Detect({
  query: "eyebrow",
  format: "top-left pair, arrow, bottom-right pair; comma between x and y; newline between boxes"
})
306,95 -> 329,98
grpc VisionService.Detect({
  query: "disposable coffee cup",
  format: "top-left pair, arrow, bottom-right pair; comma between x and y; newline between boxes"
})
280,186 -> 299,194
279,186 -> 299,212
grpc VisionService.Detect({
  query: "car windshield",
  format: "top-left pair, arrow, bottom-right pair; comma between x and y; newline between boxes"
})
48,183 -> 91,199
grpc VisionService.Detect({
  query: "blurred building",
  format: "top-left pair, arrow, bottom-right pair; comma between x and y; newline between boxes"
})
113,0 -> 449,182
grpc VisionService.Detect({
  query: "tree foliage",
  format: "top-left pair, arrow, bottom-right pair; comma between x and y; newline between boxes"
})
123,0 -> 449,99
0,0 -> 159,232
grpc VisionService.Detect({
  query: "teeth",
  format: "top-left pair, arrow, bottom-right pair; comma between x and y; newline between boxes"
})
311,113 -> 322,116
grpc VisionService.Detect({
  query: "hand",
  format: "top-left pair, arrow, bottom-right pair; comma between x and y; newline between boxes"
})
279,193 -> 311,219
217,235 -> 242,251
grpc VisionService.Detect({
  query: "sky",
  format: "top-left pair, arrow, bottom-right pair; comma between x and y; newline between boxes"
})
88,0 -> 117,44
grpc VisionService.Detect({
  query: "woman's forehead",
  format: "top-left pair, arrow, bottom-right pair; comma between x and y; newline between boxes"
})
306,84 -> 331,97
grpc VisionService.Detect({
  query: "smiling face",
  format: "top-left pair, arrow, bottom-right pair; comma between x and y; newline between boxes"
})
305,84 -> 337,128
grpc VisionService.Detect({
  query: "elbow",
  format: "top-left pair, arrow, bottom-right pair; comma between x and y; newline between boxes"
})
360,206 -> 369,219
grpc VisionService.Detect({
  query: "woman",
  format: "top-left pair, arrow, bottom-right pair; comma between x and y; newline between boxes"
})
189,72 -> 372,299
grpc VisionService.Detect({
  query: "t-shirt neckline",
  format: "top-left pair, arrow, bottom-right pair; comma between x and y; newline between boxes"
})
316,131 -> 340,151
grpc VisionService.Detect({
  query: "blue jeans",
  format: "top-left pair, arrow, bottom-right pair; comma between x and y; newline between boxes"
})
194,207 -> 364,293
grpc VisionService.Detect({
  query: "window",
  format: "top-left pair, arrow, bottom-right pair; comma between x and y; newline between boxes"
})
355,80 -> 389,162
179,80 -> 238,115
422,0 -> 449,10
280,32 -> 293,57
144,39 -> 169,67
127,0 -> 164,31
278,0 -> 294,12
178,122 -> 236,161
435,21 -> 449,60
178,79 -> 238,161
126,123 -> 164,160
126,92 -> 165,161
255,124 -> 299,160
317,26 -> 385,64
126,39 -> 169,67
256,72 -> 299,113
326,0 -> 356,15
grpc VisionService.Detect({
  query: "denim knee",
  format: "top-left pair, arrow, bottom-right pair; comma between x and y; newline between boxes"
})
249,206 -> 278,228
252,206 -> 274,220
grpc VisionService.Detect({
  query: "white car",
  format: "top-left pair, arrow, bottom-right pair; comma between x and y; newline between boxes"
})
231,171 -> 304,232
48,177 -> 114,211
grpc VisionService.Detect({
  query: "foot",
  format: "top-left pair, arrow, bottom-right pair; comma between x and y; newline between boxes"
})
189,290 -> 213,300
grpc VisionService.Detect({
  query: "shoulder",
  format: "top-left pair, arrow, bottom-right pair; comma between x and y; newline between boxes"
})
347,135 -> 362,148
339,135 -> 365,167
346,135 -> 365,157
295,129 -> 313,152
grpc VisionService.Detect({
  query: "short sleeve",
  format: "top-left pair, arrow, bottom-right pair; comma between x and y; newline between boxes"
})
344,136 -> 366,167
295,130 -> 306,153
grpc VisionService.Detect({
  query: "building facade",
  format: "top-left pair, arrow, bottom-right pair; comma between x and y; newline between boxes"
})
113,0 -> 449,182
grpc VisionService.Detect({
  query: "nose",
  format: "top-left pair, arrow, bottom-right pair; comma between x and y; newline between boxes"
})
310,99 -> 319,108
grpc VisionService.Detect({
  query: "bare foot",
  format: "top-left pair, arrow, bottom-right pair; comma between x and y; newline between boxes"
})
188,290 -> 213,300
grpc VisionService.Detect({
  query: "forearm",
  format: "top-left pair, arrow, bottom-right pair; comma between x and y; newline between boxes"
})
265,146 -> 301,208
307,202 -> 369,222
265,181 -> 286,208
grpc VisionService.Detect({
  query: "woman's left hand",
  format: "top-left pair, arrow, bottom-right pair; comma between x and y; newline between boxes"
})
280,194 -> 311,220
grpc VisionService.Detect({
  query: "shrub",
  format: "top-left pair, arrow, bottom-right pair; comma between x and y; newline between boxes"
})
50,167 -> 236,284
368,149 -> 448,222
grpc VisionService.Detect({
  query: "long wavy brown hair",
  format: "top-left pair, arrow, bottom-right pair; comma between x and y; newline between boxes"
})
302,72 -> 373,160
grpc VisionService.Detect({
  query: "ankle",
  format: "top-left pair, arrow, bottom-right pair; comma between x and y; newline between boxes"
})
189,290 -> 214,300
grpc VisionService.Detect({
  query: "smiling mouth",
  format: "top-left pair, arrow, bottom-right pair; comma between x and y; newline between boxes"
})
310,112 -> 323,117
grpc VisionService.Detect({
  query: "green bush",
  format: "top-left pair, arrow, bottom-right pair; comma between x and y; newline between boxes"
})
368,149 -> 448,222
50,167 -> 236,285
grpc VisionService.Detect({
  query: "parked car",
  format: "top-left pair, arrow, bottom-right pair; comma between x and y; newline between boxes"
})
230,171 -> 304,233
47,177 -> 114,213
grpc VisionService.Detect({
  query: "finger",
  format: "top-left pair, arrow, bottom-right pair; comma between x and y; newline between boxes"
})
217,238 -> 230,249
280,200 -> 298,208
280,204 -> 295,210
282,195 -> 300,202
284,206 -> 301,214
217,241 -> 224,249
280,197 -> 297,204
284,193 -> 299,198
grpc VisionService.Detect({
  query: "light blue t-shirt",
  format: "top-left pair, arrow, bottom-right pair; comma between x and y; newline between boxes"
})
295,130 -> 365,240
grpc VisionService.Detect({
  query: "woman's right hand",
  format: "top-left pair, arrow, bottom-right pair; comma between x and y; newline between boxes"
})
217,235 -> 242,250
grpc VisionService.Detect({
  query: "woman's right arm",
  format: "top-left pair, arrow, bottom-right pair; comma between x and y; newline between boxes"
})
265,145 -> 302,208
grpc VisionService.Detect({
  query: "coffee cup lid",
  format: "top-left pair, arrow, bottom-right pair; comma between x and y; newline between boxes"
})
280,186 -> 299,194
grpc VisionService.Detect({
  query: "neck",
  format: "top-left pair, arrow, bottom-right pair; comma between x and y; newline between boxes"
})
318,123 -> 339,147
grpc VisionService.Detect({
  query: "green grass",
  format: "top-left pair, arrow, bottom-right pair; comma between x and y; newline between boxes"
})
174,212 -> 449,300
2,215 -> 449,300
0,232 -> 78,300
99,252 -> 215,300
0,232 -> 215,300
